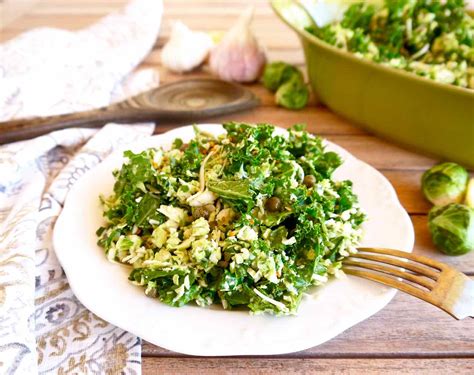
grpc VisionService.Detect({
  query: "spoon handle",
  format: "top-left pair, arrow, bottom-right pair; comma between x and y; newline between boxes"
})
0,104 -> 157,144
0,78 -> 260,144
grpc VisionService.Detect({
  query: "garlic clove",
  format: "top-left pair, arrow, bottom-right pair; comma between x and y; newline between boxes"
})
161,21 -> 214,73
209,6 -> 267,83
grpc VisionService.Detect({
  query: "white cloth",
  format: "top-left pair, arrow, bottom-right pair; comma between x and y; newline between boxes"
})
0,0 -> 163,373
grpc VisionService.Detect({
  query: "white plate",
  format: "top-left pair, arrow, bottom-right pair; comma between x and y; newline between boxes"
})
53,124 -> 414,356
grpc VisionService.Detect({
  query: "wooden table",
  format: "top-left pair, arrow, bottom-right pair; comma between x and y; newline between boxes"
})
2,1 -> 473,373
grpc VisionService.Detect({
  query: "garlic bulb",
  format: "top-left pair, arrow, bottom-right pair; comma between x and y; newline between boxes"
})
161,21 -> 213,73
209,6 -> 267,82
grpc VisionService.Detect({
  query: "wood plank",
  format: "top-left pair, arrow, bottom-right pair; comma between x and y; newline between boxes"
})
382,170 -> 431,214
2,0 -> 303,54
1,14 -> 107,31
31,0 -> 125,4
154,107 -> 367,136
0,0 -> 42,29
3,13 -> 295,32
28,4 -> 128,16
30,4 -> 276,17
143,47 -> 305,69
151,38 -> 303,52
142,357 -> 474,374
323,135 -> 438,170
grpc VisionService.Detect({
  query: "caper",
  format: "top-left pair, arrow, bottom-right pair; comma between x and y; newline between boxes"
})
193,204 -> 215,220
145,288 -> 157,298
303,174 -> 316,188
265,196 -> 281,212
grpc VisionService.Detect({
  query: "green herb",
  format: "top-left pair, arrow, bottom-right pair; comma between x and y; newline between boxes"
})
207,180 -> 252,200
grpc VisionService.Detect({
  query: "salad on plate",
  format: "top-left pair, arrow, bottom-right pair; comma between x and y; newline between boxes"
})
96,123 -> 365,315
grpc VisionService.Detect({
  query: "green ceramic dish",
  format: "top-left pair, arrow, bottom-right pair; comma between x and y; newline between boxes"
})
271,0 -> 474,168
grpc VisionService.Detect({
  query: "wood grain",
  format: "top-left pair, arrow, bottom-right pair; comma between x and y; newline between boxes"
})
142,358 -> 474,374
382,171 -> 431,214
154,106 -> 368,134
3,0 -> 473,373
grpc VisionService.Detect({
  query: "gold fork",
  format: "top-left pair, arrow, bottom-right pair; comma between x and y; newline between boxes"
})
343,247 -> 474,320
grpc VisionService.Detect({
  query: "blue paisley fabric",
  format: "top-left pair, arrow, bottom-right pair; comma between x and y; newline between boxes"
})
0,1 -> 162,373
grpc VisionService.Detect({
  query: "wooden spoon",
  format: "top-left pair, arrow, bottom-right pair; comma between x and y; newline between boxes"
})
0,78 -> 259,144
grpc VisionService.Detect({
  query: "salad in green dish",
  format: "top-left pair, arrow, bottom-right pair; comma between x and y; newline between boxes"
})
306,0 -> 474,89
96,123 -> 365,315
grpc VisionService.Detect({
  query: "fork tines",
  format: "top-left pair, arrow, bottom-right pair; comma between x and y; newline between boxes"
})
343,247 -> 474,320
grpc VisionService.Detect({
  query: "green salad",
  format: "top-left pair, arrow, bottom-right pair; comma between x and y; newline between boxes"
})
306,0 -> 474,89
96,123 -> 365,315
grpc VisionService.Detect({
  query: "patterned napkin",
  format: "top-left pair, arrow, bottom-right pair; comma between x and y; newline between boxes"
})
0,0 -> 163,373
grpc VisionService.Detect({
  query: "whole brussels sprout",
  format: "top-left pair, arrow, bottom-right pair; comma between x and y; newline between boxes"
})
428,203 -> 474,256
275,76 -> 309,110
262,62 -> 303,92
421,162 -> 468,206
